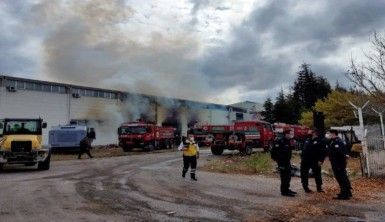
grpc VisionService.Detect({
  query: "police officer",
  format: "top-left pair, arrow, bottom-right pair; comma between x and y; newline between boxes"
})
301,129 -> 327,193
327,129 -> 352,200
178,135 -> 200,181
271,130 -> 296,197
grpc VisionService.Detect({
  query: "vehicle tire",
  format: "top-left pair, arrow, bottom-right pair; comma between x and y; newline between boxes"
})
168,140 -> 173,149
245,145 -> 253,155
122,145 -> 132,152
38,152 -> 51,171
296,141 -> 304,151
0,163 -> 4,171
211,146 -> 224,155
264,140 -> 274,152
145,143 -> 155,152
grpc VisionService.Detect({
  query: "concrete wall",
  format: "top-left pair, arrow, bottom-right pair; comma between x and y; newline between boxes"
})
0,87 -> 68,144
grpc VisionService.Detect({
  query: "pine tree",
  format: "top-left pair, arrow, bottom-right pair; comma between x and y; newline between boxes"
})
273,90 -> 289,123
293,63 -> 331,110
262,98 -> 274,123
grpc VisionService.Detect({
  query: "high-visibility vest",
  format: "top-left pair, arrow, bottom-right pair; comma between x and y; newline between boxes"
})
183,143 -> 198,156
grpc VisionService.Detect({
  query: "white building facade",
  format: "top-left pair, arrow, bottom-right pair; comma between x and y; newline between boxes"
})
0,75 -> 254,145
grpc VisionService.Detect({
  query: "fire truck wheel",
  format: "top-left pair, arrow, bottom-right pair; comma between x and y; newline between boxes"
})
168,140 -> 173,149
122,145 -> 132,152
146,143 -> 155,152
211,146 -> 223,155
245,145 -> 253,155
295,141 -> 304,151
264,141 -> 274,152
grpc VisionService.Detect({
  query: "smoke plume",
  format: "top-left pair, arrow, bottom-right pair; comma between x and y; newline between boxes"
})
31,0 -> 213,102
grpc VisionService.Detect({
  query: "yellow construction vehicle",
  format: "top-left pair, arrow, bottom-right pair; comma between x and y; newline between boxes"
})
0,118 -> 50,171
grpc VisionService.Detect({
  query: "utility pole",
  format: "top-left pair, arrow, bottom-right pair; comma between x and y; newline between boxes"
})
372,108 -> 385,149
349,101 -> 370,176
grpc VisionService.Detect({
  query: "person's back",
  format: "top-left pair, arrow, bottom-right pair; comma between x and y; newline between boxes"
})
301,136 -> 326,163
300,131 -> 327,193
326,130 -> 351,200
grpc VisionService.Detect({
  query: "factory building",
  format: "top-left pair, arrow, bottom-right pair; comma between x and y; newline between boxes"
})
0,75 -> 262,145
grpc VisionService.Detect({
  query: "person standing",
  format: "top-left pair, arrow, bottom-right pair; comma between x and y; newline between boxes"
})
78,136 -> 94,159
327,129 -> 352,200
178,135 -> 200,181
271,130 -> 296,197
301,130 -> 327,193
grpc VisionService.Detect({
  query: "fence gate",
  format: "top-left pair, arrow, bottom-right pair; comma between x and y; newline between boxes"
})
364,137 -> 385,177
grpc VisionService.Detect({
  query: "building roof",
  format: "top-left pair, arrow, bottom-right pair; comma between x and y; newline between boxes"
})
230,101 -> 263,112
0,75 -> 246,112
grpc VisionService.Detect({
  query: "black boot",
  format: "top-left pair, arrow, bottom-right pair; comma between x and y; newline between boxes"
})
182,169 -> 187,178
281,192 -> 295,197
191,173 -> 197,181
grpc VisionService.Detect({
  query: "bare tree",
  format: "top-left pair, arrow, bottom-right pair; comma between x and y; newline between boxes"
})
347,32 -> 385,104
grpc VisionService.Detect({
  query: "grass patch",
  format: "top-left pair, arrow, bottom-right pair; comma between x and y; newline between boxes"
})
245,153 -> 272,173
201,152 -> 274,175
202,151 -> 363,178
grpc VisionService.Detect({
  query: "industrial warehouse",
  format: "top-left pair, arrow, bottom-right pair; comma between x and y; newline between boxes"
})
0,75 -> 262,145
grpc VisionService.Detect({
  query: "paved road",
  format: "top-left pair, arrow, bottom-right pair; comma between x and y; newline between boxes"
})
0,150 -> 384,221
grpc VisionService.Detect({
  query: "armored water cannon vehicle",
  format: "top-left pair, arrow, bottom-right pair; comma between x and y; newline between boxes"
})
49,122 -> 95,151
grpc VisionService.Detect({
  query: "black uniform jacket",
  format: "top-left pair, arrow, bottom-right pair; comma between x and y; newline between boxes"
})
301,137 -> 327,164
328,138 -> 347,167
271,137 -> 294,166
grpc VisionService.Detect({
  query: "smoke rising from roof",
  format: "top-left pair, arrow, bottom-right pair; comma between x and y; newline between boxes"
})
33,0 -> 214,102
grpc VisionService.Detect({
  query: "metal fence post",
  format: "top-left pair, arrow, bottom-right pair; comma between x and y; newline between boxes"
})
349,101 -> 370,177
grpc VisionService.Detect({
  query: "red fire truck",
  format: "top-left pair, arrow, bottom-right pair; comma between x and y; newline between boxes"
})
274,123 -> 311,150
208,120 -> 275,155
118,122 -> 176,152
205,125 -> 234,155
187,126 -> 212,147
234,121 -> 275,152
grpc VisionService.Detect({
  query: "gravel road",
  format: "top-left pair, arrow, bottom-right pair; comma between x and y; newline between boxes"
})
1,149 -> 384,221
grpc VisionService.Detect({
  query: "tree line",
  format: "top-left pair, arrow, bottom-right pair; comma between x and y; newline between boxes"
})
262,63 -> 331,124
262,32 -> 385,128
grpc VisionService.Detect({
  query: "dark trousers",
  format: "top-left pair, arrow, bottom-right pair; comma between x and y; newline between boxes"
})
78,149 -> 93,159
279,164 -> 292,193
183,155 -> 197,178
332,164 -> 351,196
301,161 -> 322,190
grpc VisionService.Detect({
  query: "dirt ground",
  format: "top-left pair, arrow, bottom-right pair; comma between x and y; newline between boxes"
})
0,147 -> 385,222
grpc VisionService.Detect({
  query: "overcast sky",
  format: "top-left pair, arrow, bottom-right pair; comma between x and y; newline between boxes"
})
1,0 -> 385,104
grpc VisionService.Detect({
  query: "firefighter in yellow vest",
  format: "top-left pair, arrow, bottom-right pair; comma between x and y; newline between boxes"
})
178,135 -> 200,181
